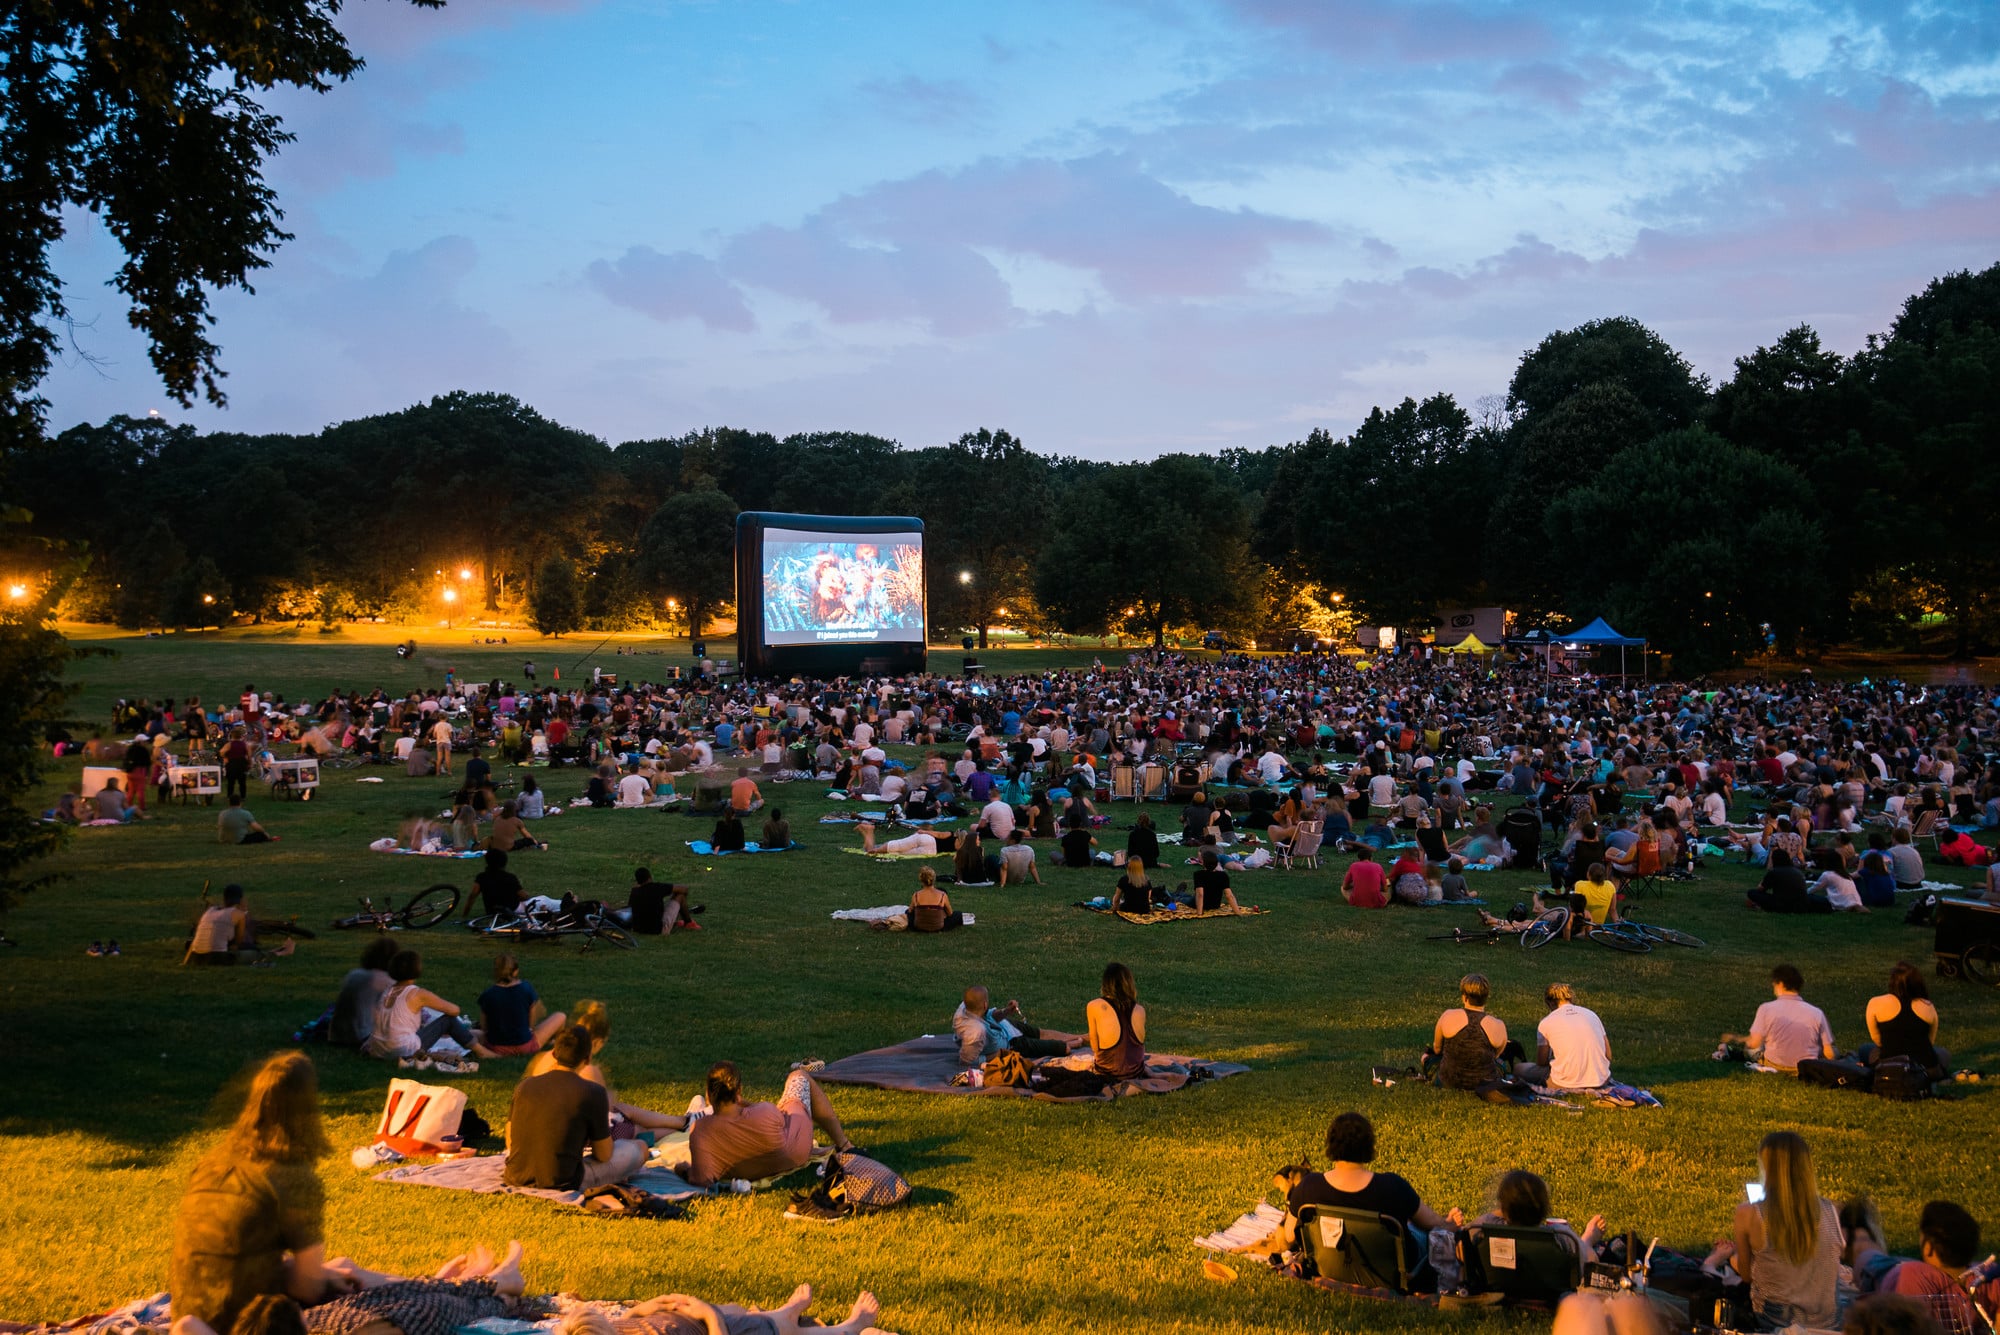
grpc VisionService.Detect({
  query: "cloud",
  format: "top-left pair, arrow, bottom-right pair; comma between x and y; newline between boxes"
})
859,75 -> 990,129
1222,0 -> 1551,64
823,152 -> 1330,301
587,247 -> 756,332
1492,61 -> 1590,113
721,225 -> 1015,335
335,0 -> 600,59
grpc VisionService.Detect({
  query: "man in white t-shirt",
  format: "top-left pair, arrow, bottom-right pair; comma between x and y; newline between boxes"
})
1367,769 -> 1397,809
851,719 -> 874,748
980,796 -> 1016,841
1727,963 -> 1837,1071
616,769 -> 652,806
688,737 -> 714,768
1517,984 -> 1612,1090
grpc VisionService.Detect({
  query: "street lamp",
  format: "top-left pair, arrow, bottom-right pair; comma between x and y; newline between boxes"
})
442,585 -> 457,629
459,568 -> 472,581
202,593 -> 215,605
6,584 -> 25,602
959,570 -> 972,585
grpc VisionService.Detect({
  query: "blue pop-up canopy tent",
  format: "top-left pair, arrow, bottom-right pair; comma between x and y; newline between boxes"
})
1549,616 -> 1648,677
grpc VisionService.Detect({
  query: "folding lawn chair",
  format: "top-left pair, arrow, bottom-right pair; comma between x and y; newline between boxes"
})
1459,1225 -> 1583,1305
1276,821 -> 1324,870
1297,1205 -> 1424,1293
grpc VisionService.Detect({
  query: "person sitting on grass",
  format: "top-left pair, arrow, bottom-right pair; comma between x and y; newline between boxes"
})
1341,845 -> 1388,908
1747,849 -> 1825,914
589,1285 -> 885,1335
1856,961 -> 1949,1082
478,953 -> 568,1057
709,808 -> 747,853
1700,1131 -> 1842,1331
684,1061 -> 859,1189
730,766 -> 763,815
953,826 -> 994,885
169,1055 -> 358,1335
1466,1169 -> 1607,1265
1048,961 -> 1148,1081
1856,850 -> 1899,909
1426,973 -> 1522,1091
91,774 -> 145,823
1190,848 -> 1241,912
1113,858 -> 1172,913
185,884 -> 296,966
526,999 -> 685,1137
1868,1200 -> 2000,1330
761,807 -> 791,849
857,822 -> 957,857
217,795 -> 277,844
504,1024 -> 646,1191
1284,1111 -> 1461,1282
1805,863 -> 1867,912
1715,963 -> 1836,1071
904,866 -> 963,932
362,950 -> 491,1061
328,937 -> 399,1048
1512,983 -> 1612,1091
952,984 -> 1070,1064
486,801 -> 544,852
1058,820 -> 1098,868
465,847 -> 525,920
1889,826 -> 1926,889
998,829 -> 1042,886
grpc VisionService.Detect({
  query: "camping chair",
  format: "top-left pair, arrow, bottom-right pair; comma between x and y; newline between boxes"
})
1459,1225 -> 1583,1305
1111,764 -> 1137,801
1169,762 -> 1207,802
1276,821 -> 1324,870
1138,762 -> 1169,802
1297,1205 -> 1424,1293
1909,808 -> 1943,855
1499,811 -> 1545,872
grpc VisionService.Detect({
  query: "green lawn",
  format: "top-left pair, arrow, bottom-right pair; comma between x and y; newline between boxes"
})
4,629 -> 1997,1332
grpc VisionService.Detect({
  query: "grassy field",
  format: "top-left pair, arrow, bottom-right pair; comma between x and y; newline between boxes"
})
4,627 -> 1998,1333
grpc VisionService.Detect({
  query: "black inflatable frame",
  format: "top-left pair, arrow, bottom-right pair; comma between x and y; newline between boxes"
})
734,511 -> 928,678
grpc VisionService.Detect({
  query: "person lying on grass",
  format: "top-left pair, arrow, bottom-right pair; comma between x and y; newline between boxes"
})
173,1242 -> 535,1335
575,1283 -> 888,1335
505,1024 -> 647,1191
683,1061 -> 859,1189
525,999 -> 685,1137
185,884 -> 296,966
856,822 -> 959,856
952,984 -> 1070,1065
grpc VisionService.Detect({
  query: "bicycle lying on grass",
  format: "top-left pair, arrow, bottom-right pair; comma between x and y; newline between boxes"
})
1431,906 -> 1704,955
331,885 -> 459,931
466,904 -> 635,951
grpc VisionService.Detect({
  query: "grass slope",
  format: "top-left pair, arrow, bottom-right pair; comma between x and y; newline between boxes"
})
3,631 -> 1997,1332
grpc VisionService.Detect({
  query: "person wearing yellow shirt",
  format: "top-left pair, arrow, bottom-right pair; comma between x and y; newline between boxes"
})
1565,863 -> 1621,940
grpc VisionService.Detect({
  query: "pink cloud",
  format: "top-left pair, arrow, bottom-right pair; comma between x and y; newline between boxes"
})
721,225 -> 1014,335
586,247 -> 756,333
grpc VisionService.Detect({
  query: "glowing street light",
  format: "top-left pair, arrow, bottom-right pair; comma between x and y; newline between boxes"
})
442,587 -> 458,604
959,570 -> 973,584
6,584 -> 26,601
459,568 -> 473,581
202,593 -> 215,605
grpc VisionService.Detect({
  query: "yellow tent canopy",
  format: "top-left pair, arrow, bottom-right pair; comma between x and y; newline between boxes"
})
1446,633 -> 1496,654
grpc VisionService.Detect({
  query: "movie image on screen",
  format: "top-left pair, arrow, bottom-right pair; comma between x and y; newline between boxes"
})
759,529 -> 925,646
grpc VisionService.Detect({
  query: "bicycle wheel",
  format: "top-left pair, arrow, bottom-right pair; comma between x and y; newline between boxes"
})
400,884 -> 459,929
587,920 -> 637,951
1521,907 -> 1568,950
1964,942 -> 2000,987
330,912 -> 383,931
1633,922 -> 1705,949
1589,924 -> 1653,954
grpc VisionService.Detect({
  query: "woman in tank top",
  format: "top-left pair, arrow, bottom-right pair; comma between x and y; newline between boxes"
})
1430,974 -> 1513,1090
1860,961 -> 1947,1078
1087,961 -> 1147,1080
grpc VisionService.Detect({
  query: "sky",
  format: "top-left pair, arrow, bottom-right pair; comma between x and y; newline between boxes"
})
40,0 -> 2000,458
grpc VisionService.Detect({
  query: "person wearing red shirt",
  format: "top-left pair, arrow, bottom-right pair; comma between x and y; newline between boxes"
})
1343,848 -> 1388,908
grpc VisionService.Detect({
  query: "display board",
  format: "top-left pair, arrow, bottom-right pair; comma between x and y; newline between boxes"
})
735,512 -> 927,677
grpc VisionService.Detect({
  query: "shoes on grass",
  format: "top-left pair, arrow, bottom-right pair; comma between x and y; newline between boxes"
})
86,941 -> 103,957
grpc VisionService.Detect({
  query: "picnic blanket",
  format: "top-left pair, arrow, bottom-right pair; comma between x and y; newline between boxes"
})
838,846 -> 952,860
830,905 -> 977,927
1078,902 -> 1269,925
374,1151 -> 707,1206
818,811 -> 957,826
1193,1201 -> 1286,1252
0,1292 -> 173,1335
369,841 -> 484,859
817,1033 -> 1249,1102
683,840 -> 800,856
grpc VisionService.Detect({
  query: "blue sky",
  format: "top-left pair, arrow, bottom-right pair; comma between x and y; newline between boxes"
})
41,0 -> 2000,457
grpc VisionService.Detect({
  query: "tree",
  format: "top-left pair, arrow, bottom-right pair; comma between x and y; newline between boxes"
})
1034,454 -> 1251,647
528,555 -> 583,638
635,484 -> 738,637
0,0 -> 442,450
1505,316 -> 1710,434
0,564 -> 89,915
911,429 -> 1050,648
1544,427 -> 1825,670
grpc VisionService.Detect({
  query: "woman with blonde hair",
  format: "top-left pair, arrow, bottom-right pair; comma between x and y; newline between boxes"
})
1705,1131 -> 1842,1329
525,1000 -> 683,1136
170,1054 -> 335,1333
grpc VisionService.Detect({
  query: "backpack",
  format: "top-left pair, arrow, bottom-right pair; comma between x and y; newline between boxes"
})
1872,1056 -> 1932,1102
1904,893 -> 1940,927
982,1050 -> 1033,1088
1796,1058 -> 1872,1092
820,1150 -> 912,1213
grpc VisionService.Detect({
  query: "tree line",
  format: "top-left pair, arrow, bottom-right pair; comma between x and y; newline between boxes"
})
4,261 -> 1996,669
